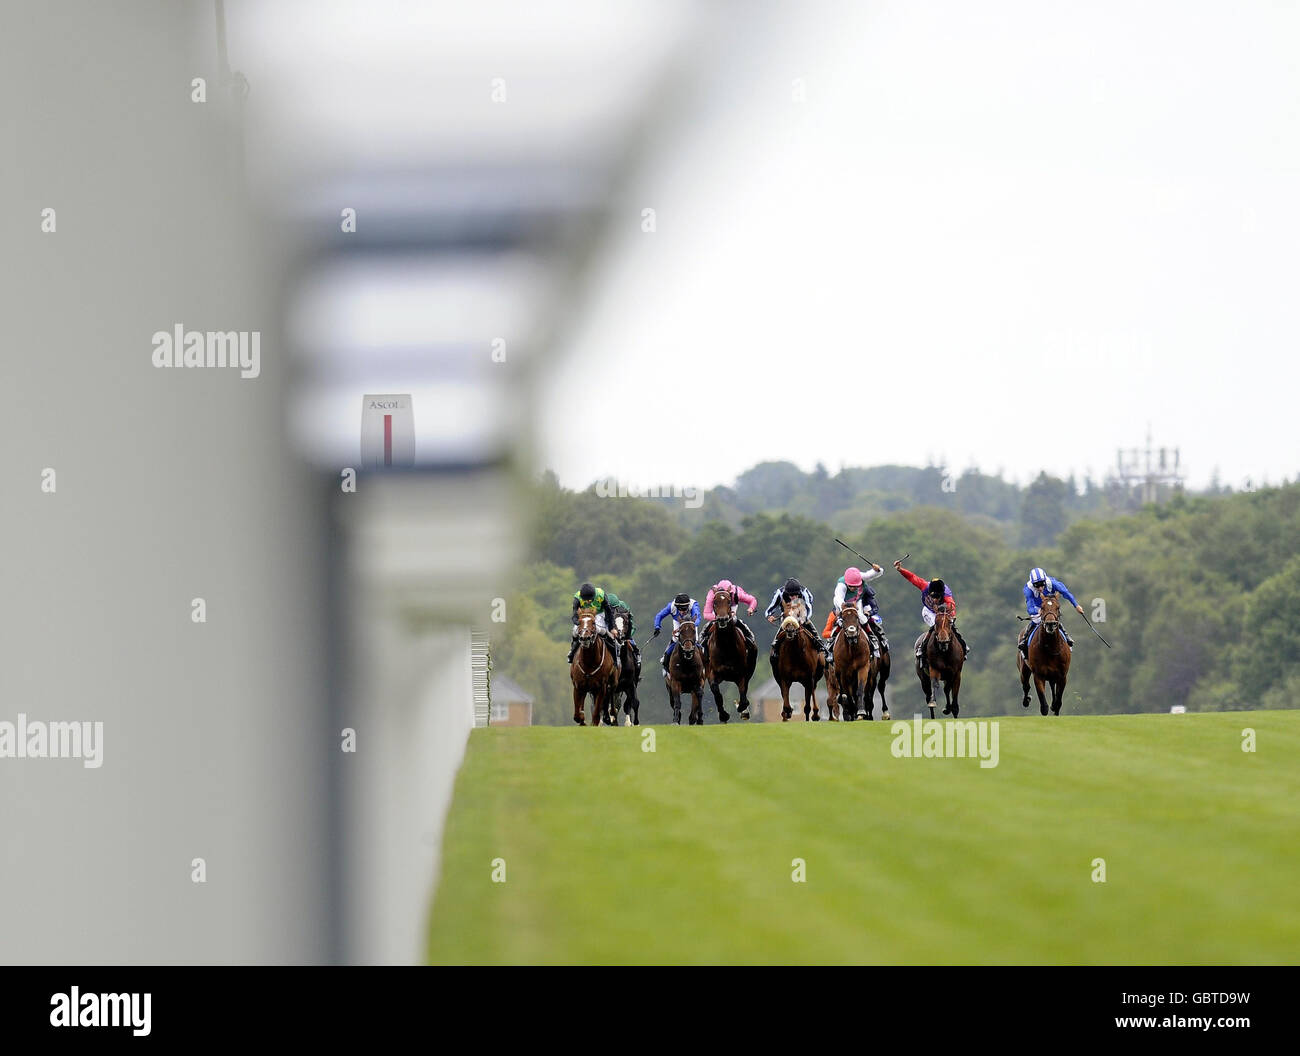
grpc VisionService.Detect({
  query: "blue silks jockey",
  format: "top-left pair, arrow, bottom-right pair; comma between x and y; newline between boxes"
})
1020,566 -> 1084,657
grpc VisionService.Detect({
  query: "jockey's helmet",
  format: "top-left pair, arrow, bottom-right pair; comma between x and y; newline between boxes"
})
844,567 -> 863,587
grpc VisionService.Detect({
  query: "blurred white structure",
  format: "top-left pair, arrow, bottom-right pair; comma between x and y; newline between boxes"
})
0,0 -> 704,965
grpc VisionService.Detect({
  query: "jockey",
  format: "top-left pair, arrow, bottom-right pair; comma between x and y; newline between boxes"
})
568,582 -> 621,668
700,578 -> 759,663
894,561 -> 970,659
604,589 -> 641,680
652,592 -> 702,675
765,577 -> 831,664
822,564 -> 888,655
1019,566 -> 1083,658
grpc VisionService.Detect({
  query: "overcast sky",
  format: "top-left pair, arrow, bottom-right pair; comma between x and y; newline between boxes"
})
539,0 -> 1300,493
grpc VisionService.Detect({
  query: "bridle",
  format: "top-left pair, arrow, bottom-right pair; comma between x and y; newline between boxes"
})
932,605 -> 953,650
713,590 -> 733,627
574,616 -> 607,676
838,606 -> 862,648
779,600 -> 804,640
676,625 -> 698,662
1039,595 -> 1061,635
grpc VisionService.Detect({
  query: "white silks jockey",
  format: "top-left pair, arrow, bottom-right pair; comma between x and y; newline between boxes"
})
821,565 -> 889,655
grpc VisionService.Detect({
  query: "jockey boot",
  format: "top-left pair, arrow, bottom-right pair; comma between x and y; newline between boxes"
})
915,630 -> 928,660
1018,633 -> 1030,660
631,642 -> 642,680
1063,629 -> 1075,648
567,637 -> 578,663
610,638 -> 621,669
805,621 -> 830,660
956,628 -> 970,659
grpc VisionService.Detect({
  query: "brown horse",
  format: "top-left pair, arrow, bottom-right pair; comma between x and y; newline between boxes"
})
611,613 -> 641,726
915,606 -> 965,718
1018,594 -> 1071,715
772,597 -> 827,721
703,588 -> 757,721
570,612 -> 618,726
829,605 -> 876,720
666,622 -> 707,725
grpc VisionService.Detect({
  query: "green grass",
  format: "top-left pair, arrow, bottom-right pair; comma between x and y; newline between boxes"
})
426,712 -> 1300,964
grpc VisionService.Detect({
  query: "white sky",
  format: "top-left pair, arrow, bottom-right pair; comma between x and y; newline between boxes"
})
541,0 -> 1300,492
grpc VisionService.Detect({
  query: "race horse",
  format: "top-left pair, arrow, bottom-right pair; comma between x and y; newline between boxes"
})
570,612 -> 618,726
666,621 -> 708,725
611,613 -> 641,726
829,605 -> 876,721
772,596 -> 827,721
914,606 -> 965,718
870,623 -> 891,720
703,588 -> 757,721
1018,594 -> 1070,715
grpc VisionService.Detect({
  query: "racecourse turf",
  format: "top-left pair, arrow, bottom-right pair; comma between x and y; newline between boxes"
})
425,711 -> 1300,964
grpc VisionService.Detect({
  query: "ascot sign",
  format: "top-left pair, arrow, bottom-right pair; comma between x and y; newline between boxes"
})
360,394 -> 415,469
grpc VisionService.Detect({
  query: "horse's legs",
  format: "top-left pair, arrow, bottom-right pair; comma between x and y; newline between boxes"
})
807,680 -> 818,721
1034,674 -> 1049,716
737,675 -> 751,719
877,658 -> 890,720
780,680 -> 792,722
573,684 -> 586,726
669,687 -> 682,724
949,672 -> 961,717
709,679 -> 730,723
1019,656 -> 1033,708
1051,676 -> 1065,716
689,688 -> 703,725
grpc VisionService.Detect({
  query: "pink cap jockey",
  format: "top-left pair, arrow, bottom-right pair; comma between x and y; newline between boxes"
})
703,579 -> 758,619
844,566 -> 863,587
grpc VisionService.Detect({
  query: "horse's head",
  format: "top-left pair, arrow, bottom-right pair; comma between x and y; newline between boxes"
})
839,605 -> 862,642
576,613 -> 597,645
782,595 -> 806,626
933,607 -> 953,650
713,588 -> 734,626
677,622 -> 698,657
1039,594 -> 1062,634
611,613 -> 626,639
